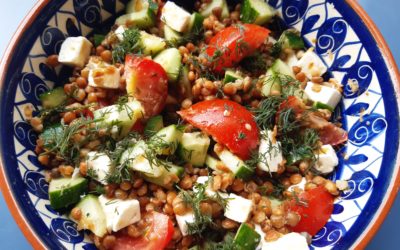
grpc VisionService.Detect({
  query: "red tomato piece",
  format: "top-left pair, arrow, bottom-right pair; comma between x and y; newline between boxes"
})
131,120 -> 145,134
204,24 -> 270,72
285,186 -> 334,236
124,55 -> 168,118
178,99 -> 259,160
113,212 -> 174,250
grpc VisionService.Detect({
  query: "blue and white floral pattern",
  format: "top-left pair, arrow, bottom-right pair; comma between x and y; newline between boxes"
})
1,0 -> 399,249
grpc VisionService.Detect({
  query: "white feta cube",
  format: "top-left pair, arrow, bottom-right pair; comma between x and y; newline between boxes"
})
58,36 -> 93,68
99,195 -> 141,232
161,1 -> 191,32
305,82 -> 342,110
71,167 -> 81,179
87,57 -> 121,89
115,25 -> 127,41
258,130 -> 284,173
288,177 -> 306,192
314,145 -> 339,174
296,49 -> 327,79
86,152 -> 114,184
261,232 -> 309,250
176,212 -> 195,236
224,193 -> 253,223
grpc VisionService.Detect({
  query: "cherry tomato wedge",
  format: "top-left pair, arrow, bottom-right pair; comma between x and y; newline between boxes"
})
124,55 -> 168,118
285,186 -> 334,236
113,212 -> 174,250
204,24 -> 270,72
178,99 -> 259,160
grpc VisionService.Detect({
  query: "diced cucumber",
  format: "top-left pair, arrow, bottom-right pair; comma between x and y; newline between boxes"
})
126,0 -> 158,14
233,223 -> 261,250
215,148 -> 254,180
120,141 -> 164,177
150,124 -> 183,155
140,31 -> 166,55
205,155 -> 223,173
144,115 -> 164,137
261,68 -> 282,96
178,132 -> 210,167
200,0 -> 229,19
223,69 -> 243,84
71,194 -> 107,237
116,8 -> 155,29
93,100 -> 144,138
188,12 -> 204,33
178,65 -> 193,99
143,164 -> 184,189
313,101 -> 334,112
40,124 -> 63,150
49,177 -> 88,210
153,48 -> 182,83
164,24 -> 183,46
279,29 -> 304,50
270,59 -> 295,78
39,87 -> 67,109
241,0 -> 275,25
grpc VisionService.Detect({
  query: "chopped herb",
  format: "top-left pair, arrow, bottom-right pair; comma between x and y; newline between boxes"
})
179,179 -> 229,236
112,28 -> 142,63
237,132 -> 246,140
93,34 -> 106,47
253,96 -> 284,130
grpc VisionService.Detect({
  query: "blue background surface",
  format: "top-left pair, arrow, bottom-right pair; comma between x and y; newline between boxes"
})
0,1 -> 398,249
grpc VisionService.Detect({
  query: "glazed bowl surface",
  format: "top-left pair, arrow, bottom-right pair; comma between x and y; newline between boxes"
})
0,0 -> 399,249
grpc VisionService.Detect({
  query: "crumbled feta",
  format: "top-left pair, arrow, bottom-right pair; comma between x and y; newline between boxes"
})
86,152 -> 114,184
258,130 -> 284,173
99,195 -> 141,232
161,1 -> 191,32
176,211 -> 195,236
58,36 -> 93,68
296,49 -> 327,79
224,193 -> 253,223
114,25 -> 127,41
314,145 -> 339,174
87,57 -> 121,89
261,232 -> 309,250
305,82 -> 342,110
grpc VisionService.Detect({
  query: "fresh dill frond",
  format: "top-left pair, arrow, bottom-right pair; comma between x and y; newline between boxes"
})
41,117 -> 101,166
179,180 -> 229,236
253,96 -> 284,130
112,28 -> 142,63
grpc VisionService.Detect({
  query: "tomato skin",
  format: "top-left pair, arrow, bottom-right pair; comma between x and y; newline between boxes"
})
124,55 -> 168,118
285,186 -> 334,236
113,212 -> 174,250
178,99 -> 259,160
205,24 -> 270,72
131,120 -> 145,134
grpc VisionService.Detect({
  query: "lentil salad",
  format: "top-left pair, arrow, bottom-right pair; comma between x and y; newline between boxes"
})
27,0 -> 349,249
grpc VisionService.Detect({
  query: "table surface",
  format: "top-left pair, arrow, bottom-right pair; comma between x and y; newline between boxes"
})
0,1 -> 399,249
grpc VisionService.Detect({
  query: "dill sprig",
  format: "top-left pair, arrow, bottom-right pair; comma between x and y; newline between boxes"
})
39,103 -> 94,127
41,117 -> 101,166
102,132 -> 141,184
179,180 -> 229,236
253,96 -> 284,130
112,28 -> 142,63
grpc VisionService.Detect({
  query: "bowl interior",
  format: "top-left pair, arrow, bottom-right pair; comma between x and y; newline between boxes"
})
0,0 -> 399,249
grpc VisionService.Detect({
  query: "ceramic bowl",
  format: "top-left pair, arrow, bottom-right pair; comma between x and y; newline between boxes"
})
0,0 -> 399,249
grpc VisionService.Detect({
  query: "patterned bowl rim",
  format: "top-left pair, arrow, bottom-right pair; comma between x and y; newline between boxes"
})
0,0 -> 399,249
